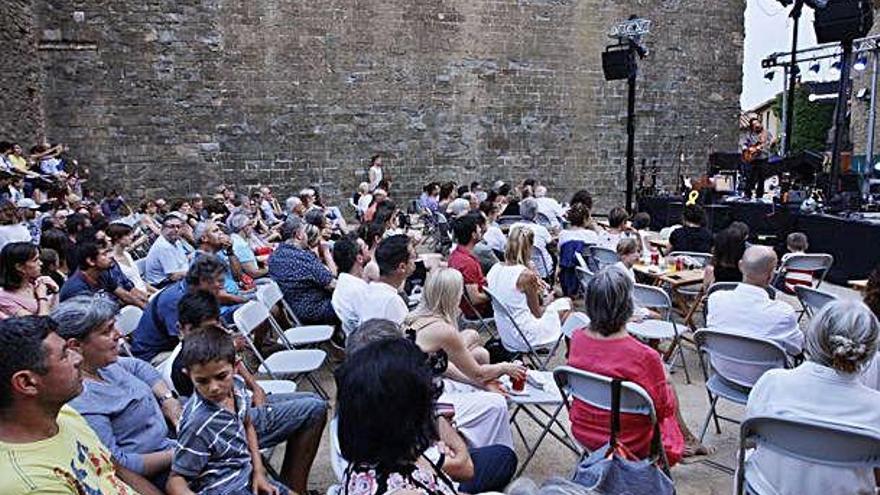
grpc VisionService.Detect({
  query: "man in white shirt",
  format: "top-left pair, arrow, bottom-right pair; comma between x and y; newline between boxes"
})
144,214 -> 190,286
356,234 -> 415,325
331,234 -> 371,336
512,198 -> 554,279
534,185 -> 565,228
707,245 -> 803,358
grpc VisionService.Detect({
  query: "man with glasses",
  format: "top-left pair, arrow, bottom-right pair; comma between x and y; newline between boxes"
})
144,213 -> 190,287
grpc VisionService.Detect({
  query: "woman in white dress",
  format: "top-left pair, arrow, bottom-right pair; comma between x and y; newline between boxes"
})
107,222 -> 154,294
486,225 -> 570,353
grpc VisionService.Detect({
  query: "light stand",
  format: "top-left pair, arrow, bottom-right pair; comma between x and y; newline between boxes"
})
830,40 -> 854,195
783,0 -> 806,156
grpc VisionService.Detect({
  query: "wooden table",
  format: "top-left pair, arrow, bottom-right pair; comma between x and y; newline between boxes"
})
850,279 -> 868,292
632,265 -> 704,286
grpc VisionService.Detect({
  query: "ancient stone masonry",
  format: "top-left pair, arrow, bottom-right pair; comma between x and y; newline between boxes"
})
2,0 -> 745,211
1,0 -> 45,145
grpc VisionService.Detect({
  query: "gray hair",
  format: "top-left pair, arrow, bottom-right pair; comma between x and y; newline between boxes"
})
280,215 -> 305,241
520,197 -> 539,221
193,221 -> 212,243
508,477 -> 600,495
285,196 -> 302,213
51,295 -> 119,340
806,299 -> 879,373
585,266 -> 634,336
346,318 -> 402,355
227,211 -> 250,234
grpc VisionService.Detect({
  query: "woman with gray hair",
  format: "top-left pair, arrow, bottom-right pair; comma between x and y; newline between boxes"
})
56,294 -> 182,485
567,266 -> 708,466
226,210 -> 268,279
744,299 -> 880,495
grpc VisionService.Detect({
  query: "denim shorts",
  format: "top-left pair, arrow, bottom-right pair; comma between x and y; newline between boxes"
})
248,392 -> 327,449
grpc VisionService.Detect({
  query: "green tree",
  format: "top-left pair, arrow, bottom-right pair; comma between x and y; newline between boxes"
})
772,85 -> 835,153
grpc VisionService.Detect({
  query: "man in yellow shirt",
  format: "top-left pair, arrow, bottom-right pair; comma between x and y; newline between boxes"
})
0,316 -> 159,494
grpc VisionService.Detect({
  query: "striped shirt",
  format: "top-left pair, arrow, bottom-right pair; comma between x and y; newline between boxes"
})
172,377 -> 254,494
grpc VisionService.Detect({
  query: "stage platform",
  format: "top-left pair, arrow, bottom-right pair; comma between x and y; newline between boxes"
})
637,195 -> 880,284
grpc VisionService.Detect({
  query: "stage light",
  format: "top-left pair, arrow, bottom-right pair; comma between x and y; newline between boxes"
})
764,71 -> 775,82
809,62 -> 821,73
855,55 -> 868,71
857,88 -> 870,100
830,60 -> 841,75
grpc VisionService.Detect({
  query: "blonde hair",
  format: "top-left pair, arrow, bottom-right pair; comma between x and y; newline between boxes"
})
505,225 -> 534,267
406,267 -> 464,326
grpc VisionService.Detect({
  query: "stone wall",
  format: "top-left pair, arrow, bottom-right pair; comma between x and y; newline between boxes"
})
851,8 -> 880,169
1,0 -> 45,146
8,0 -> 744,211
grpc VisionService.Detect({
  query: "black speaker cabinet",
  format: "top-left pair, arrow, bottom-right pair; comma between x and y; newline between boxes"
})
602,46 -> 635,81
814,0 -> 873,43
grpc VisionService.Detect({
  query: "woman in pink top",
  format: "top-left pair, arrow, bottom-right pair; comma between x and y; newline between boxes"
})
0,242 -> 58,316
567,266 -> 709,465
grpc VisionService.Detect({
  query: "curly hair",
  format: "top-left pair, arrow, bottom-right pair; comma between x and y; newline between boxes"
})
864,265 -> 880,319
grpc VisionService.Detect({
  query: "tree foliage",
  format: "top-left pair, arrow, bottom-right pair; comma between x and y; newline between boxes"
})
772,85 -> 835,153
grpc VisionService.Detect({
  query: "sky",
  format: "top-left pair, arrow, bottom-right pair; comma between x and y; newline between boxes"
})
741,0 -> 829,110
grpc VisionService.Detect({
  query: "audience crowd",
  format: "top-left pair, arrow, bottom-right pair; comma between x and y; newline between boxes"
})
0,142 -> 878,495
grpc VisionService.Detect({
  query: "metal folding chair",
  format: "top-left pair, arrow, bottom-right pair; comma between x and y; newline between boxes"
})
232,301 -> 329,399
574,251 -> 588,270
575,266 -> 595,299
561,312 -> 590,338
736,416 -> 880,495
627,283 -> 691,383
693,329 -> 789,442
553,366 -> 670,472
255,281 -> 335,347
115,305 -> 143,357
588,246 -> 619,272
794,285 -> 837,320
773,253 -> 834,290
483,287 -> 562,370
459,288 -> 496,338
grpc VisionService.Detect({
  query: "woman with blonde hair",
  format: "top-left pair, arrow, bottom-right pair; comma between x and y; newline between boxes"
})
404,267 -> 525,450
486,226 -> 570,353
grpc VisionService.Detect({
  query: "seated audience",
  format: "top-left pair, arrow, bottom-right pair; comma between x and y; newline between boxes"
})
54,295 -> 181,483
568,267 -> 708,466
39,247 -> 67,289
534,185 -> 564,228
707,245 -> 803,358
192,221 -> 250,310
558,203 -> 599,296
486,226 -> 569,353
419,182 -> 441,214
702,227 -> 744,288
130,255 -> 227,365
668,204 -> 712,254
0,242 -> 58,316
449,213 -> 491,318
479,200 -> 507,258
0,316 -> 155,494
337,337 -> 458,495
0,199 -> 31,249
144,214 -> 190,287
613,237 -> 641,281
227,211 -> 268,279
512,198 -> 554,279
268,216 -> 337,325
779,231 -> 814,293
745,300 -> 880,495
595,206 -> 631,250
59,240 -> 145,308
331,234 -> 370,336
107,222 -> 153,294
356,234 -> 415,325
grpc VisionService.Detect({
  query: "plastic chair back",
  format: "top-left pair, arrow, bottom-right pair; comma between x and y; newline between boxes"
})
794,285 -> 837,315
633,283 -> 672,312
554,366 -> 656,421
561,312 -> 590,338
668,251 -> 713,268
257,282 -> 285,309
694,328 -> 788,389
482,286 -> 538,357
574,251 -> 588,269
778,253 -> 834,287
116,305 -> 143,337
736,416 -> 880,495
588,246 -> 619,271
233,301 -> 271,337
576,266 -> 595,295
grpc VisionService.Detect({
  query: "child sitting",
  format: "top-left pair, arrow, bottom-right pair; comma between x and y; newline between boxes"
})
781,232 -> 813,293
167,326 -> 289,495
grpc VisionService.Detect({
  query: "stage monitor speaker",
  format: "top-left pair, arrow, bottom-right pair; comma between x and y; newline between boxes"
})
602,46 -> 635,81
813,0 -> 873,44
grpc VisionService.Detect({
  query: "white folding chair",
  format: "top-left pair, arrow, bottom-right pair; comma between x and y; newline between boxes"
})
115,305 -> 143,357
588,246 -> 619,272
794,285 -> 837,320
575,266 -> 595,298
561,312 -> 590,339
232,301 -> 329,399
257,380 -> 299,395
693,328 -> 789,442
509,369 -> 580,476
774,253 -> 834,290
736,416 -> 880,495
255,281 -> 334,347
459,288 -> 496,338
574,251 -> 588,270
553,366 -> 670,472
627,284 -> 691,383
483,287 -> 562,370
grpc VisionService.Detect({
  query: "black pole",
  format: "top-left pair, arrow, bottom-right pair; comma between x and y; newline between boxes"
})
830,40 -> 853,197
625,69 -> 636,214
784,0 -> 805,156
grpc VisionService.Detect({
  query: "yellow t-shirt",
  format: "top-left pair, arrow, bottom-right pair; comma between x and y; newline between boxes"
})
8,155 -> 29,173
0,405 -> 134,495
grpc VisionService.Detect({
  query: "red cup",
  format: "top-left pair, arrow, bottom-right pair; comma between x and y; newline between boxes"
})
511,373 -> 526,392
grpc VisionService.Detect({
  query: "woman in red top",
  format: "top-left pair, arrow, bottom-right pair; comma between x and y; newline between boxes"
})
567,266 -> 709,465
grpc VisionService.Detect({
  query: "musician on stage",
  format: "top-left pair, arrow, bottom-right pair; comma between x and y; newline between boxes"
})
740,117 -> 777,199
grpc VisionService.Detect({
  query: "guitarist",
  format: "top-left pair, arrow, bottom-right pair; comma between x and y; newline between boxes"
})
740,117 -> 777,199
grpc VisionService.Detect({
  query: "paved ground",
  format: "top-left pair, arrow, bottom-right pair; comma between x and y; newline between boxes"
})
272,281 -> 863,494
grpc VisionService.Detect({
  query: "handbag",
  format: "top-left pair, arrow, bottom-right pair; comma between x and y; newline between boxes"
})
572,378 -> 676,495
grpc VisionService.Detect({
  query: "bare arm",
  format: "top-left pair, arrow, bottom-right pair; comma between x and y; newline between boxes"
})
166,472 -> 197,495
113,287 -> 147,309
245,416 -> 279,495
518,269 -> 544,319
241,261 -> 268,279
432,321 -> 518,386
436,417 -> 474,481
464,283 -> 489,305
114,462 -> 165,495
151,380 -> 183,430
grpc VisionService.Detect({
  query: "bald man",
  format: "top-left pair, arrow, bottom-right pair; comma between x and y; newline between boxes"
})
707,245 -> 803,359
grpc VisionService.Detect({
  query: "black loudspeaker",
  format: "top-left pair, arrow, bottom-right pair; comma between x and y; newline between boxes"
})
602,46 -> 635,81
813,0 -> 874,43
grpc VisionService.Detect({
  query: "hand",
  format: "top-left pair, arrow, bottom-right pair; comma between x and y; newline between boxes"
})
505,362 -> 528,382
251,471 -> 279,495
436,441 -> 456,459
35,276 -> 58,295
484,379 -> 509,397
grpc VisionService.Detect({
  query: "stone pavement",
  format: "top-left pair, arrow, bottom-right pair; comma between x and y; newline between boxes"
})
273,281 -> 863,494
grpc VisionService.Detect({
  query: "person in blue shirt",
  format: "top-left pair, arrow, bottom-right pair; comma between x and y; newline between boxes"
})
129,255 -> 226,366
59,240 -> 145,309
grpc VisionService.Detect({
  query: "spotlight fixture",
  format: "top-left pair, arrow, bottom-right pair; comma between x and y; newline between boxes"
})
855,55 -> 869,71
809,62 -> 821,73
764,71 -> 775,82
857,88 -> 870,100
830,61 -> 841,74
